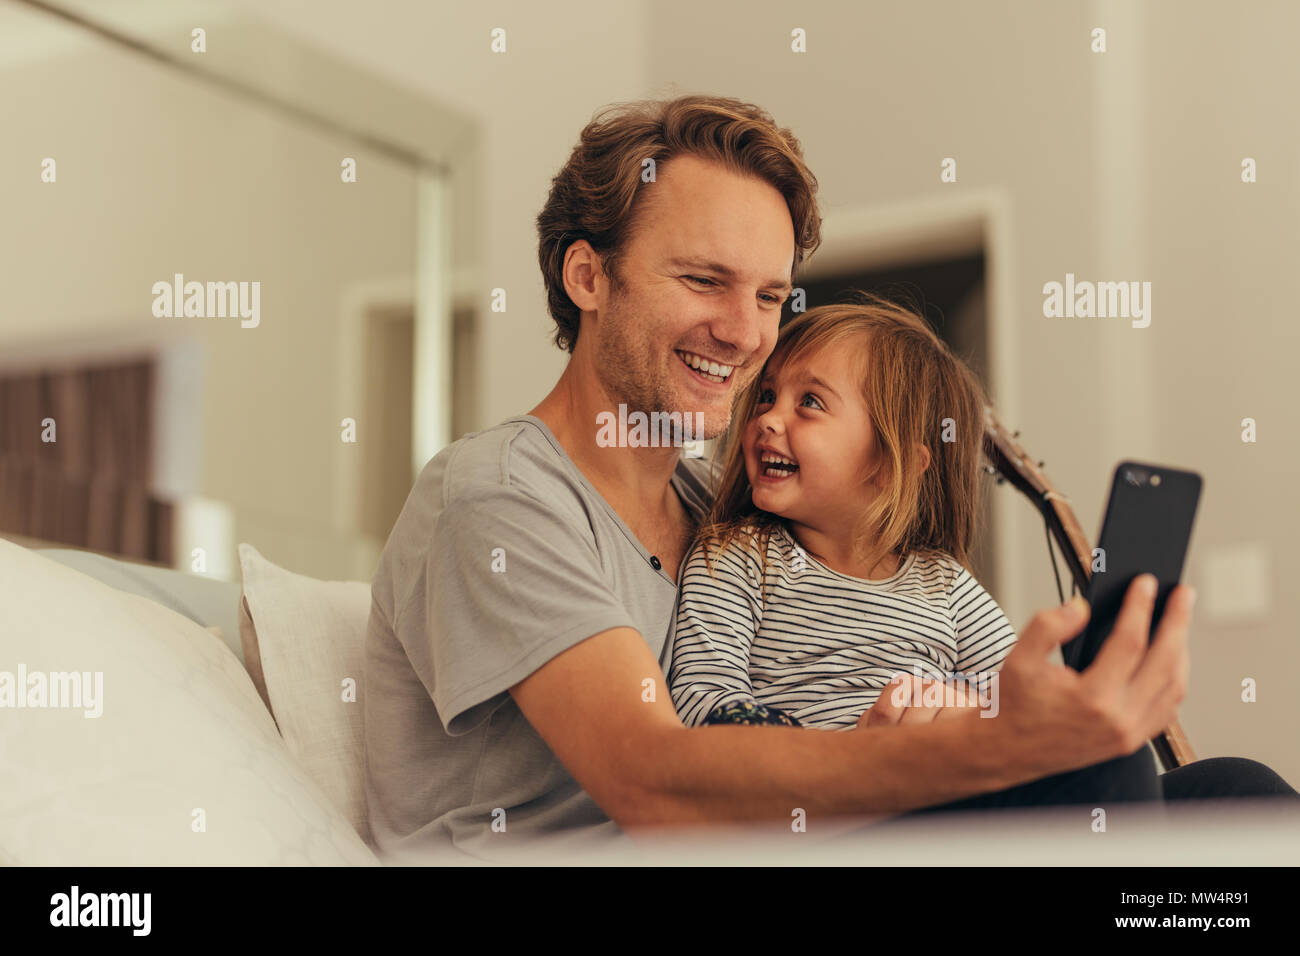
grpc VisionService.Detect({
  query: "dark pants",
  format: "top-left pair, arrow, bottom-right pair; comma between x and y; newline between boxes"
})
903,749 -> 1298,817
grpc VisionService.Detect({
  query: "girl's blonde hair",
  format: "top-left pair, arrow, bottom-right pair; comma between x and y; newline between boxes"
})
697,292 -> 991,583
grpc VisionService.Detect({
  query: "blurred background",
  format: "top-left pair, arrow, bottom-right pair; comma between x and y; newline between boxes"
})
1,0 -> 1295,783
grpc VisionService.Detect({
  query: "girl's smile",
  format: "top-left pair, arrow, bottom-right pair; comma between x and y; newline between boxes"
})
742,341 -> 879,530
755,447 -> 799,481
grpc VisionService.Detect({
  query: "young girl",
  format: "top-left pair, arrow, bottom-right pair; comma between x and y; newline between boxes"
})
668,294 -> 1017,730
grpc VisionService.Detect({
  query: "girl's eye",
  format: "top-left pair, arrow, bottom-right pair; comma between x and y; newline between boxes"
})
754,388 -> 821,410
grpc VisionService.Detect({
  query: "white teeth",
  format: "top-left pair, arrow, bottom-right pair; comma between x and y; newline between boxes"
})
678,351 -> 733,378
760,453 -> 797,467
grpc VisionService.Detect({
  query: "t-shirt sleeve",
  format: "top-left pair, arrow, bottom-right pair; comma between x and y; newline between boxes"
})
399,481 -> 638,736
668,536 -> 764,727
949,564 -> 1019,676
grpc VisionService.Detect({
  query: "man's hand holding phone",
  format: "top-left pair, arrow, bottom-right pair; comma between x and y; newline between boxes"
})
998,572 -> 1194,779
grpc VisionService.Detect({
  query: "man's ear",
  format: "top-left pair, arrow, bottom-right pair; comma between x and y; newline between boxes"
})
562,239 -> 606,313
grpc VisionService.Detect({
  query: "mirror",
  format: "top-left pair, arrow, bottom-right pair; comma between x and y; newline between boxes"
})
0,0 -> 479,580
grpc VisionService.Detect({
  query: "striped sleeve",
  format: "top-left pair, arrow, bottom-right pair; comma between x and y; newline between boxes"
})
950,564 -> 1018,676
668,536 -> 764,727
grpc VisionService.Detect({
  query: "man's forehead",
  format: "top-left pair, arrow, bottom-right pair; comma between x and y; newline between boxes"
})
618,157 -> 796,286
634,157 -> 794,234
629,202 -> 794,273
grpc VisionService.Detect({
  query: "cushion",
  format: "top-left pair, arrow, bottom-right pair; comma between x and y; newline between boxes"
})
236,543 -> 372,847
0,538 -> 379,865
35,547 -> 244,665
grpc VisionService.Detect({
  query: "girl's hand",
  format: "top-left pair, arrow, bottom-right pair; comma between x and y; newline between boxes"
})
856,674 -> 982,728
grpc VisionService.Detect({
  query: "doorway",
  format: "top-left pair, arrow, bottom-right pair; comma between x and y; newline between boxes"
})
782,192 -> 1016,603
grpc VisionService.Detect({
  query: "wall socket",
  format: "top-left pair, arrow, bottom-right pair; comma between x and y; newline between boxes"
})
1198,543 -> 1271,624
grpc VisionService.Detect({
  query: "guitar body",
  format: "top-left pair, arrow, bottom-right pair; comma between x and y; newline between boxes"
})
982,407 -> 1196,772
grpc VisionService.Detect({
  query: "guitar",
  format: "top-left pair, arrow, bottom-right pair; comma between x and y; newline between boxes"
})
982,405 -> 1197,772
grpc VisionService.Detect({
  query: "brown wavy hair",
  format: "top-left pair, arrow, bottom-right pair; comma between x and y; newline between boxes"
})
536,94 -> 822,353
696,292 -> 991,587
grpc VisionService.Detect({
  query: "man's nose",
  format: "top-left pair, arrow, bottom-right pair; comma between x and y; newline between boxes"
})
708,292 -> 767,357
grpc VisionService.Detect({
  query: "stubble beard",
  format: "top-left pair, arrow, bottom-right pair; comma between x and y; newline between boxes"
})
593,288 -> 737,442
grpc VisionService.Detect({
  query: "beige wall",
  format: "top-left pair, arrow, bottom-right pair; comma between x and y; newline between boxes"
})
0,21 -> 418,581
1139,0 -> 1300,783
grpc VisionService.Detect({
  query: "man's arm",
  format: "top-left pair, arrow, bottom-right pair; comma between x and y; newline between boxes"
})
515,624 -> 1006,825
510,574 -> 1192,827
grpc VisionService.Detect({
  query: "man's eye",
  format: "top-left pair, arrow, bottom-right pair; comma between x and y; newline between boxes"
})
685,276 -> 717,287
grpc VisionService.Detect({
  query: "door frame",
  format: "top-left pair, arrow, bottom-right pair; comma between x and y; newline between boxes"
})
796,189 -> 1025,619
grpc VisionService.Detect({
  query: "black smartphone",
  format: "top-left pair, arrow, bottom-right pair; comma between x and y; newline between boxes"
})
1062,460 -> 1203,671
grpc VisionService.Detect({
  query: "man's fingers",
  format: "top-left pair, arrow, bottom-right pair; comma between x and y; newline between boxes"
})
877,675 -> 936,725
934,681 -> 982,720
1130,585 -> 1195,732
860,676 -> 909,727
898,678 -> 947,724
861,675 -> 985,727
860,703 -> 900,727
893,675 -> 931,723
898,701 -> 938,723
1134,650 -> 1190,743
1081,574 -> 1158,691
1012,595 -> 1091,662
1137,674 -> 1186,742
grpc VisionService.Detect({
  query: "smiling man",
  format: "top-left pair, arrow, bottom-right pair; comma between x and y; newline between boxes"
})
360,95 -> 1248,864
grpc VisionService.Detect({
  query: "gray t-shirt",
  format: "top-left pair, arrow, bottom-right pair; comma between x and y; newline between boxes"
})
363,414 -> 715,863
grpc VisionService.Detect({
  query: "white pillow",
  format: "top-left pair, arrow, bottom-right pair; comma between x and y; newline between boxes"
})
237,543 -> 372,847
0,539 -> 378,865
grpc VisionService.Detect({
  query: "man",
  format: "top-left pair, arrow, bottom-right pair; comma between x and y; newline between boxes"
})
362,94 -> 1285,864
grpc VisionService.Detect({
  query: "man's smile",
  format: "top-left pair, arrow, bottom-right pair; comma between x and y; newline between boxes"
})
675,348 -> 735,385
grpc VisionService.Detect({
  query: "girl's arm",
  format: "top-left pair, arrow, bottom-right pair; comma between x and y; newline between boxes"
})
950,562 -> 1019,677
669,536 -> 798,725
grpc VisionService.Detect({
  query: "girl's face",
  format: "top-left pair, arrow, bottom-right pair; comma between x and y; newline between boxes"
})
742,341 -> 884,532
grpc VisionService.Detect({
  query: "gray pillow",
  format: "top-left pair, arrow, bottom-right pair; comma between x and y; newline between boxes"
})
35,548 -> 244,665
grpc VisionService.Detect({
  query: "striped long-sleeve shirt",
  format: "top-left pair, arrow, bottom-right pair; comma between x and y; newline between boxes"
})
667,522 -> 1018,731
